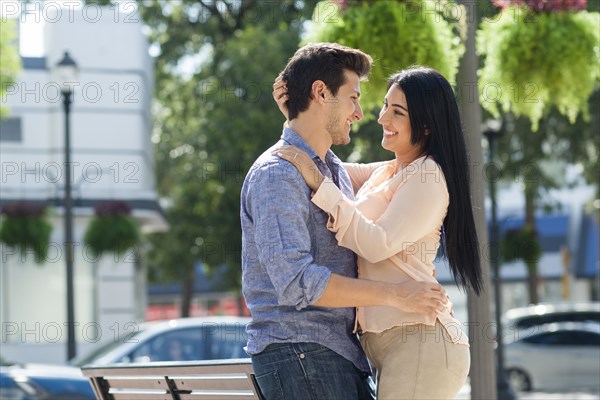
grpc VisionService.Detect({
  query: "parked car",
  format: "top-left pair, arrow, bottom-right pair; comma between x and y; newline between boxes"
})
72,316 -> 251,366
504,322 -> 600,392
0,357 -> 94,400
504,302 -> 600,331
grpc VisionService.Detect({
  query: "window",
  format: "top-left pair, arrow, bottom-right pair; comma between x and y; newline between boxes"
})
125,323 -> 248,362
129,328 -> 206,362
522,330 -> 600,346
205,323 -> 248,359
514,311 -> 600,329
0,117 -> 22,142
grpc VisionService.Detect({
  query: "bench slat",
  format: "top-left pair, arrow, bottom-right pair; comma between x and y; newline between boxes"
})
108,388 -> 258,400
172,376 -> 255,391
82,359 -> 252,372
180,393 -> 257,400
109,393 -> 172,400
102,377 -> 169,390
103,376 -> 254,391
83,362 -> 254,378
82,359 -> 264,400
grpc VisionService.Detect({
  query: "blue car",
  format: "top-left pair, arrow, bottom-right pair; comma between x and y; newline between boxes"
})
0,358 -> 94,400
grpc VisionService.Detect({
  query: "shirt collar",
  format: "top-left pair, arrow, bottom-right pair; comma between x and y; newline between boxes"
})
281,127 -> 339,164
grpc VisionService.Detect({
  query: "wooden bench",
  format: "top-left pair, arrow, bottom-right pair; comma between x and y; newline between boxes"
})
81,358 -> 264,400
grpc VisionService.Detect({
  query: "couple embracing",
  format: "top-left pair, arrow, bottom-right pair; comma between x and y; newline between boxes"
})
240,43 -> 483,400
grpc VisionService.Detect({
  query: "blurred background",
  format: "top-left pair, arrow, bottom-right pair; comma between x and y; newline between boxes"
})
0,1 -> 598,399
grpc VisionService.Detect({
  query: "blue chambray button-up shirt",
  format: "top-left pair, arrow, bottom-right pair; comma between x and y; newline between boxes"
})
240,128 -> 370,373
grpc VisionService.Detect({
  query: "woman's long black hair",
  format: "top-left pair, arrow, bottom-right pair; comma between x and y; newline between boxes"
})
389,66 -> 483,295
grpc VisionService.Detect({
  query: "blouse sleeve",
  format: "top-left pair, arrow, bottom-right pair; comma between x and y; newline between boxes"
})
311,160 -> 449,263
343,161 -> 390,194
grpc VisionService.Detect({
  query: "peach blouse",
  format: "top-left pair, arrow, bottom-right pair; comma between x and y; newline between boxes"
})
311,156 -> 468,345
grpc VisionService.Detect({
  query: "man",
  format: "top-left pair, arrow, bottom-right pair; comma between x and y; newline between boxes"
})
240,43 -> 447,400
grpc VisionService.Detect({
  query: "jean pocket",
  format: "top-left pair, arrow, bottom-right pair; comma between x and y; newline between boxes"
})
443,339 -> 470,380
255,369 -> 285,400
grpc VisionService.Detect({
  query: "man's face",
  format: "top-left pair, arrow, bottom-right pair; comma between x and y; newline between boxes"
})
324,70 -> 363,146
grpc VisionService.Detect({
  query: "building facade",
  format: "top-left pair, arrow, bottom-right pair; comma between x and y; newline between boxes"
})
1,5 -> 165,363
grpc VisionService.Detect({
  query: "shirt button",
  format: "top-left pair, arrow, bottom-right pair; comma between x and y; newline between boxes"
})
299,353 -> 305,359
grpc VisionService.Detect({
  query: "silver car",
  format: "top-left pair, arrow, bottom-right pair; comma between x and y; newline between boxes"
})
504,322 -> 600,392
72,316 -> 250,366
504,302 -> 600,330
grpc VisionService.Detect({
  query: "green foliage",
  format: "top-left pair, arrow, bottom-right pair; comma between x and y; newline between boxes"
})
83,215 -> 140,258
501,226 -> 542,266
305,0 -> 465,117
493,90 -> 600,211
139,0 -> 320,293
0,216 -> 52,263
0,18 -> 22,118
477,7 -> 600,130
148,24 -> 305,287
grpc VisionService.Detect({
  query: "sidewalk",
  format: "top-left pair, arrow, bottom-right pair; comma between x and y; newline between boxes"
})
455,382 -> 600,400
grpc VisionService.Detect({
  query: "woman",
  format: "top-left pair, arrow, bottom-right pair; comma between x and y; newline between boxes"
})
272,66 -> 483,399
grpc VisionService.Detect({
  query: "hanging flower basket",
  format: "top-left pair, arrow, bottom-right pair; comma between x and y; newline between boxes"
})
305,0 -> 465,116
477,0 -> 599,130
501,226 -> 542,265
0,201 -> 52,263
84,200 -> 140,258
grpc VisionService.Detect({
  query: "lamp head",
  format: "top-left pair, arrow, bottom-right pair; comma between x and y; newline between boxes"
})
482,119 -> 503,142
55,51 -> 79,94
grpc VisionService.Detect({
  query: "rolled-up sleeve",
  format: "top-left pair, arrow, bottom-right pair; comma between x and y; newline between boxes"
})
247,162 -> 331,310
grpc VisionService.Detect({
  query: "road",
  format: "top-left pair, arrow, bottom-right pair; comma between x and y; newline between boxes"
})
518,392 -> 599,400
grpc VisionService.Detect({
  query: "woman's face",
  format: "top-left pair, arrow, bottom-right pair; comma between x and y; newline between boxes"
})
378,85 -> 421,157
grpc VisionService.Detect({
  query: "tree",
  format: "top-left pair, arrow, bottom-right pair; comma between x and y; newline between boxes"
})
478,0 -> 599,304
87,0 -> 599,314
0,18 -> 22,118
493,91 -> 599,304
477,0 -> 599,131
89,0 -> 320,316
305,0 -> 465,118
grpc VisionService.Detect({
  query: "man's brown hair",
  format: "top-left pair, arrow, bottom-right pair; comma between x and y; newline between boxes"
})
281,43 -> 372,120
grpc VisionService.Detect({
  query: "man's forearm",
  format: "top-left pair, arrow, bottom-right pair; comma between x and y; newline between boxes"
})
314,273 -> 395,308
314,273 -> 447,319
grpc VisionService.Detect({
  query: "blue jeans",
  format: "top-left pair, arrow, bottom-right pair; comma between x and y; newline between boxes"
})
251,342 -> 375,400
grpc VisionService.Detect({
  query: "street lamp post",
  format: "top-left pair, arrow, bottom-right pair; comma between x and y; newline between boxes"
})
484,125 -> 516,400
55,51 -> 79,361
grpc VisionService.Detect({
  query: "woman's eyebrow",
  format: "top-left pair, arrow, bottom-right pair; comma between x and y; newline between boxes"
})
391,103 -> 408,112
